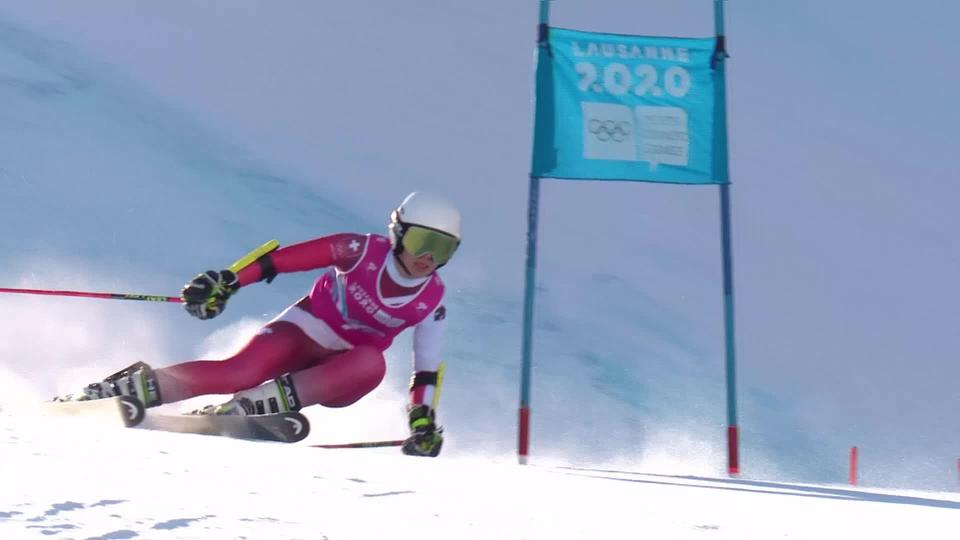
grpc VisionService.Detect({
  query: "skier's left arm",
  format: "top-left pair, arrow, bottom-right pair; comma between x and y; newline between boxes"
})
410,304 -> 446,408
402,304 -> 447,457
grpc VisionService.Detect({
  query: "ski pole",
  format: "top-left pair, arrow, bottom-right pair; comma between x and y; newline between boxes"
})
0,240 -> 279,303
313,363 -> 448,450
432,361 -> 445,411
0,287 -> 183,303
310,440 -> 405,449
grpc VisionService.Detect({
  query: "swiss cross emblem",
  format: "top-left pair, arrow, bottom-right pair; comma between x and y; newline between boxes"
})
367,262 -> 378,272
348,240 -> 361,252
416,302 -> 428,311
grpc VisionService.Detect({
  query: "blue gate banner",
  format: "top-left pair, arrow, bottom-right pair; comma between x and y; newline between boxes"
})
531,27 -> 727,184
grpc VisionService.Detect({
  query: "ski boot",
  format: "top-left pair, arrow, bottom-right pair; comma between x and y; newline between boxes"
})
191,396 -> 256,416
191,374 -> 300,416
61,361 -> 163,408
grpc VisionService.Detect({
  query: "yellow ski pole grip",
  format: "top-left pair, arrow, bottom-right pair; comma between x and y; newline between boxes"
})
432,362 -> 446,411
228,239 -> 280,273
194,240 -> 279,309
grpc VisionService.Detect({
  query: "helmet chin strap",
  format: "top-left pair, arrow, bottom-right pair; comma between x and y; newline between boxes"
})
393,251 -> 414,277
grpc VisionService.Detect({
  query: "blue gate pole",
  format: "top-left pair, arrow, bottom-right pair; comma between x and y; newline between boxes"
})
519,175 -> 541,465
519,0 -> 551,465
714,0 -> 740,477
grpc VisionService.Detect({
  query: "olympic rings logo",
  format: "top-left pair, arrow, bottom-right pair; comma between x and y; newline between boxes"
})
588,119 -> 632,142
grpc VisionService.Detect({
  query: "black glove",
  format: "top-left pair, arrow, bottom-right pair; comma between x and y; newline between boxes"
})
401,404 -> 443,457
181,270 -> 239,320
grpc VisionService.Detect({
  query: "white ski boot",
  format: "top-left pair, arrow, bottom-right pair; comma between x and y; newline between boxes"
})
192,374 -> 300,416
79,361 -> 162,408
192,396 -> 256,416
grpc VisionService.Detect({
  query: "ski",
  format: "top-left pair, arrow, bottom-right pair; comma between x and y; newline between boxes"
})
140,411 -> 310,443
40,395 -> 145,428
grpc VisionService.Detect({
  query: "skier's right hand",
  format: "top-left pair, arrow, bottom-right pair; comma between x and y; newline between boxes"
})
181,270 -> 239,320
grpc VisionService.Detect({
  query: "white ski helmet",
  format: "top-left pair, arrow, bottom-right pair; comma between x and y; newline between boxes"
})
389,192 -> 462,264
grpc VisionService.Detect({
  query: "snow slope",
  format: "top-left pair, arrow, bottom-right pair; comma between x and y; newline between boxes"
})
2,416 -> 959,540
0,6 -> 958,528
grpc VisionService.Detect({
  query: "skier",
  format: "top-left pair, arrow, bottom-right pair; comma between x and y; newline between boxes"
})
70,192 -> 460,457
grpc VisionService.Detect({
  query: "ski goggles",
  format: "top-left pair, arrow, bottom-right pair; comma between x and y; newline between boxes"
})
400,225 -> 460,265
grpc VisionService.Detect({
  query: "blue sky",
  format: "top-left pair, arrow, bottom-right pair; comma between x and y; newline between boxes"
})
0,1 -> 957,489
